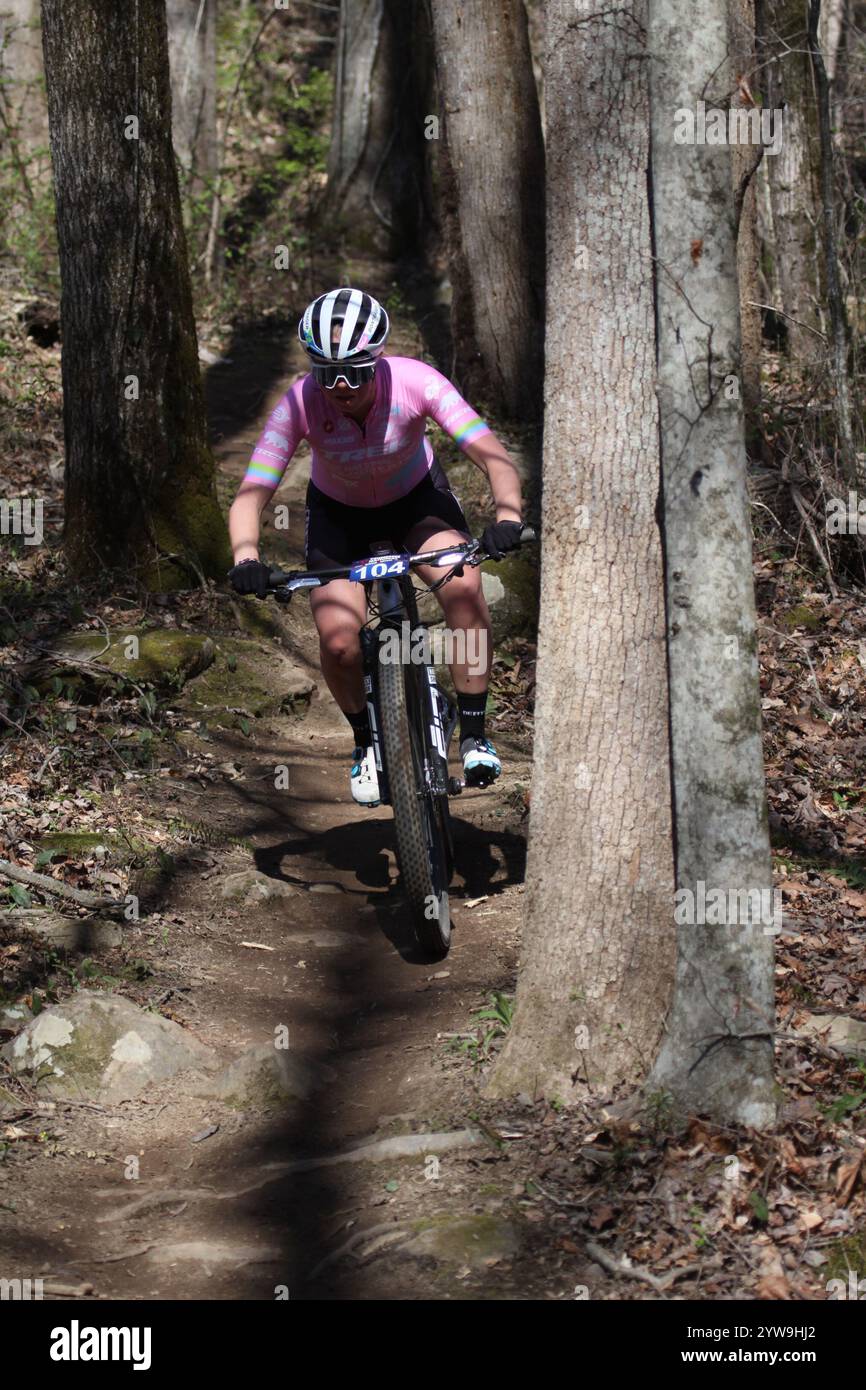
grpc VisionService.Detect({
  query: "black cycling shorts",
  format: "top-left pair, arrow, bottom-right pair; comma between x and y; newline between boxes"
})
304,456 -> 471,574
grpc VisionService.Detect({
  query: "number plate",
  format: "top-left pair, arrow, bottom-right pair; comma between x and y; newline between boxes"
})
349,553 -> 411,582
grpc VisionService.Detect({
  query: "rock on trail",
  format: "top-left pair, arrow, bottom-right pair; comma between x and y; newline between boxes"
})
2,992 -> 215,1102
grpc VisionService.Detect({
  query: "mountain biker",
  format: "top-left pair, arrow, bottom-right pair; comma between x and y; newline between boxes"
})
227,286 -> 526,807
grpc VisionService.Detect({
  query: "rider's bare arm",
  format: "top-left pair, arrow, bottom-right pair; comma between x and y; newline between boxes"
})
228,482 -> 271,563
462,434 -> 523,525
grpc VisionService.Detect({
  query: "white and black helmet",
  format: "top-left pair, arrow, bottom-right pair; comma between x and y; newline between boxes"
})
298,287 -> 390,364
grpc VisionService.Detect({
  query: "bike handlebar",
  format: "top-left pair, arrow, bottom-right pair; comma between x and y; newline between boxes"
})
265,524 -> 537,595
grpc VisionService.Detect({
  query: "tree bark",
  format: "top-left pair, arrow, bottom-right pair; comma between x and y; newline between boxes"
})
522,0 -> 547,137
0,0 -> 50,217
41,0 -> 229,588
488,0 -> 674,1102
429,0 -> 545,421
647,0 -> 776,1126
0,0 -> 48,151
324,0 -> 435,255
819,0 -> 846,81
807,0 -> 859,484
729,0 -> 763,445
758,0 -> 825,363
166,0 -> 218,202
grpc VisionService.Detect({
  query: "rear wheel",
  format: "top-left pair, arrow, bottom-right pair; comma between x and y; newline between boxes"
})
378,646 -> 452,958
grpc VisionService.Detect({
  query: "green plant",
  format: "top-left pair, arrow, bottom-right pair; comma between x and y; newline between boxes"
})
644,1087 -> 676,1137
6,883 -> 32,909
475,992 -> 514,1033
825,1231 -> 866,1283
820,1064 -> 866,1124
689,1204 -> 713,1249
449,992 -> 514,1067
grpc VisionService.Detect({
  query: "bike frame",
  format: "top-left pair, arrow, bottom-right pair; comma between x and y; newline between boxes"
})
262,527 -> 535,953
267,540 -> 481,808
363,566 -> 456,810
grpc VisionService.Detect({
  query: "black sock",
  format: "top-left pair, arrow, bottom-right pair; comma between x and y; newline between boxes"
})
345,707 -> 372,750
458,691 -> 487,744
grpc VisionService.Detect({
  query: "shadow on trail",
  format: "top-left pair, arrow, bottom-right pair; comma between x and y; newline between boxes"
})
236,930 -> 441,1299
254,813 -> 526,897
246,809 -> 527,967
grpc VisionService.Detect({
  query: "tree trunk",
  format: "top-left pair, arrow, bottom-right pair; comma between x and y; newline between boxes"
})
429,0 -> 544,421
41,0 -> 229,588
647,0 -> 776,1126
488,0 -> 674,1102
166,0 -> 218,203
0,0 -> 47,149
729,0 -> 763,445
759,0 -> 825,363
807,0 -> 860,484
820,0 -> 846,82
0,0 -> 51,217
324,0 -> 434,255
522,0 -> 547,137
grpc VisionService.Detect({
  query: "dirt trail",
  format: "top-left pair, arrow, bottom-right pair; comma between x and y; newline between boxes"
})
1,326 -> 550,1301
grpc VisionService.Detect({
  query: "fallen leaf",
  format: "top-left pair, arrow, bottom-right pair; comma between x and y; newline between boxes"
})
589,1205 -> 616,1231
835,1153 -> 864,1207
755,1274 -> 792,1300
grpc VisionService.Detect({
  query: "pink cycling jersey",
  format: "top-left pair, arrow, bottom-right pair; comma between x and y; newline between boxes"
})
241,355 -> 491,508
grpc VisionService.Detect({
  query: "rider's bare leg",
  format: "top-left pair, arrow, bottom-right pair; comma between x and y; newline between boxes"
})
309,579 -> 368,713
414,528 -> 492,694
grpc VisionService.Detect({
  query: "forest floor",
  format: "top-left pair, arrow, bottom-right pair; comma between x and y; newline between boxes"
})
1,261 -> 866,1301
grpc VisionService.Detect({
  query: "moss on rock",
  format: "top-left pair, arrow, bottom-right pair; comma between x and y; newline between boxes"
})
35,830 -> 148,862
780,604 -> 822,632
404,1212 -> 522,1267
1,993 -> 214,1101
49,629 -> 215,689
176,637 -> 314,728
231,596 -> 284,640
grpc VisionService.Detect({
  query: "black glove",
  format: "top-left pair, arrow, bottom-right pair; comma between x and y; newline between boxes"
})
481,519 -> 523,561
228,558 -> 271,598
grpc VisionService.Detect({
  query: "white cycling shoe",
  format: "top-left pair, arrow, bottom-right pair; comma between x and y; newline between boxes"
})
350,745 -> 381,807
460,736 -> 502,788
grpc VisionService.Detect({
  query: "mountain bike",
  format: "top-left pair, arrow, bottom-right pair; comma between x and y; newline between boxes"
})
266,525 -> 535,959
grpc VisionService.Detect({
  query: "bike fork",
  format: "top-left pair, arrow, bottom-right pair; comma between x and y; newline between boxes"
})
425,664 -> 463,798
360,626 -> 389,804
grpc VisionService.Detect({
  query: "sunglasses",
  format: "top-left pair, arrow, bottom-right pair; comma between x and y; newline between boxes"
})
310,361 -> 376,390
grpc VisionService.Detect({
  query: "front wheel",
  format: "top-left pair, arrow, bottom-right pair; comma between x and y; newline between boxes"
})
377,651 -> 452,958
